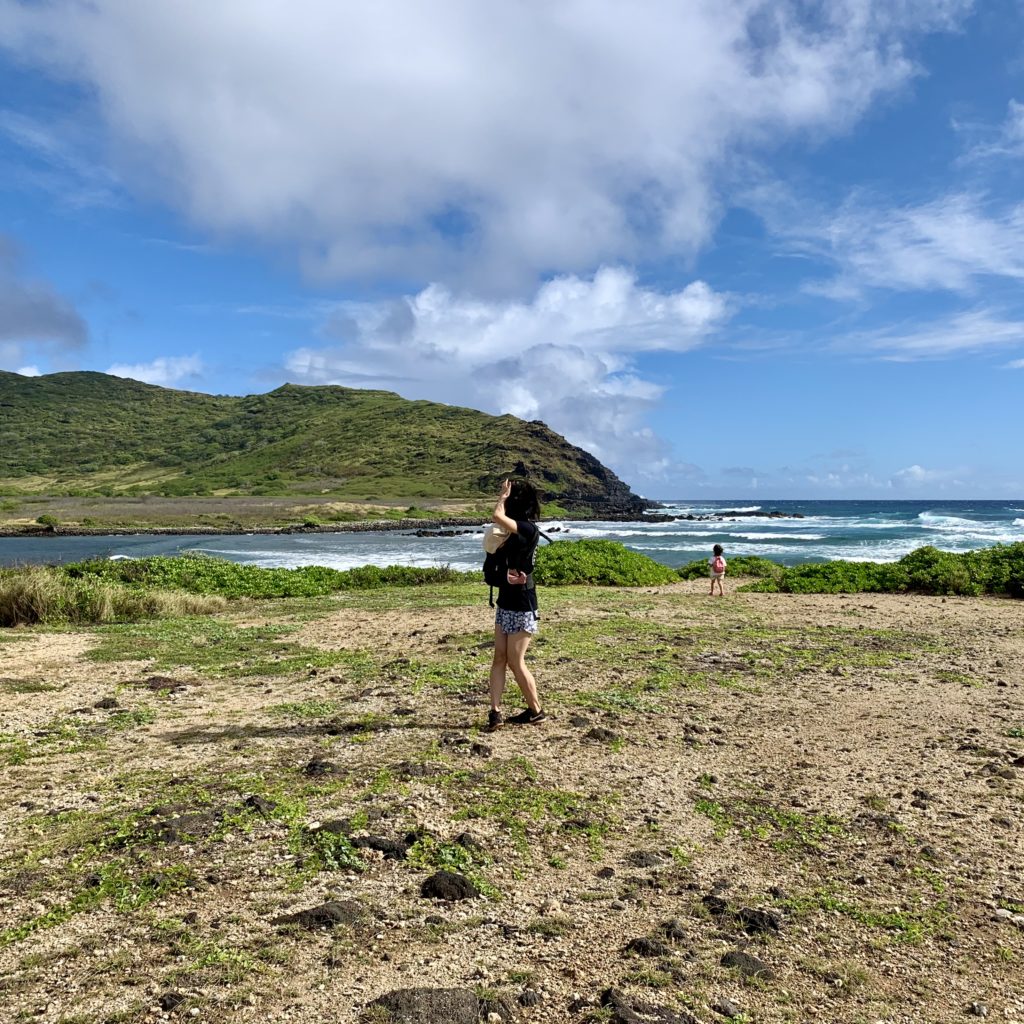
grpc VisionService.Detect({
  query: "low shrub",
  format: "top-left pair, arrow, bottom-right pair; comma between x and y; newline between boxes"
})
533,539 -> 678,586
61,555 -> 475,599
676,555 -> 782,581
744,543 -> 1024,597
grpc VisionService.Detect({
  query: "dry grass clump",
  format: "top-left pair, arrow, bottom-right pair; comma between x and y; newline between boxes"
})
0,568 -> 226,626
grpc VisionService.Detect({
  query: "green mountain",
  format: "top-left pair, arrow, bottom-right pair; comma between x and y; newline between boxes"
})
0,371 -> 647,511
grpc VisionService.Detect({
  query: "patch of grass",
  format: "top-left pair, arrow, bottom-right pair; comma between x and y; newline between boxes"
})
86,616 -> 378,678
168,934 -> 262,985
268,698 -> 341,718
935,669 -> 975,685
695,795 -> 847,851
782,886 -> 952,945
525,915 -> 573,937
621,968 -> 673,988
407,836 -> 498,896
0,679 -> 61,693
1006,727 -> 1024,739
444,756 -> 612,855
1,862 -> 193,947
292,826 -> 365,875
800,957 -> 872,996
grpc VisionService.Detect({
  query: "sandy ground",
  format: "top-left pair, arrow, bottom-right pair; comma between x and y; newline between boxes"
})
0,581 -> 1022,1024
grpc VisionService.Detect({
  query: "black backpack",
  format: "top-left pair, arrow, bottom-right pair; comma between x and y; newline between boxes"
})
483,526 -> 549,606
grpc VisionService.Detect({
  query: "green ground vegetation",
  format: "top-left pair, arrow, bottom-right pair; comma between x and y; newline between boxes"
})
678,542 -> 1024,597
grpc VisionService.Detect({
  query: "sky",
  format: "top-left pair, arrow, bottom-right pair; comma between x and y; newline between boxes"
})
1,0 -> 1023,500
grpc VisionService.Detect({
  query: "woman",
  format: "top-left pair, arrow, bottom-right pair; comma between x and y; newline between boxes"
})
487,477 -> 545,731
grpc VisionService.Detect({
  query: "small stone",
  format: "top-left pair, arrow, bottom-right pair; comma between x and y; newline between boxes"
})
626,850 -> 665,868
158,992 -> 186,1012
519,989 -> 542,1007
721,950 -> 772,979
713,996 -> 743,1018
968,1002 -> 989,1017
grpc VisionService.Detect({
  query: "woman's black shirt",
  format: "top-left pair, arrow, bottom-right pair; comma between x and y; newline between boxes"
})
495,520 -> 539,612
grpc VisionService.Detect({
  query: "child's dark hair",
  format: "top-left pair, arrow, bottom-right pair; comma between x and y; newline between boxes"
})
713,544 -> 724,556
505,478 -> 541,521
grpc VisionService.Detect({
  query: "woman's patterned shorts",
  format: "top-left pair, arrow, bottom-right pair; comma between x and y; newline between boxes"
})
495,607 -> 539,635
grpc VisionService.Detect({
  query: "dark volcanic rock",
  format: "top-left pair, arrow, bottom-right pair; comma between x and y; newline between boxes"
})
302,758 -> 338,777
272,900 -> 363,930
721,950 -> 773,979
367,987 -> 514,1023
736,906 -> 781,934
421,871 -> 480,901
242,794 -> 276,816
352,835 -> 410,860
94,697 -> 119,710
599,988 -> 698,1023
392,760 -> 444,779
157,992 -> 186,1012
142,675 -> 189,693
624,936 -> 672,957
712,996 -> 743,1019
702,894 -> 729,917
660,918 -> 687,941
626,850 -> 665,868
585,726 -> 620,743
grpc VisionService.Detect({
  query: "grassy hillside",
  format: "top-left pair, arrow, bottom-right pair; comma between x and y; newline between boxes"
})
0,372 -> 644,510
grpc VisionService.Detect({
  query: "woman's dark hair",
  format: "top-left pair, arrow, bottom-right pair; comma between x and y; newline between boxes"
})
505,478 -> 541,521
713,543 -> 724,556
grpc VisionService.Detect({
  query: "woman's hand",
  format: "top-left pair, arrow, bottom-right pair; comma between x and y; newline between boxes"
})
506,568 -> 528,586
498,478 -> 512,502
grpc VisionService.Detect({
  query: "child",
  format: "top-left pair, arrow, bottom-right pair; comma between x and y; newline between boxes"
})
708,544 -> 726,596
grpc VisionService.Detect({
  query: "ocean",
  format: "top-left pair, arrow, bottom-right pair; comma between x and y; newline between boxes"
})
1,499 -> 1021,571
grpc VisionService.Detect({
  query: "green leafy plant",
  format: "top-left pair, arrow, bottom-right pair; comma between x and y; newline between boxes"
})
534,539 -> 678,586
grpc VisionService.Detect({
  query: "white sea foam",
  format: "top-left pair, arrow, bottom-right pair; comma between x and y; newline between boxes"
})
725,533 -> 826,541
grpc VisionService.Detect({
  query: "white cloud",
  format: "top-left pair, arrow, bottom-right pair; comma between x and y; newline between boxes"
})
959,98 -> 1024,163
285,267 -> 727,476
0,0 -> 970,289
889,464 -> 963,488
1006,358 -> 1024,369
106,354 -> 203,387
774,192 -> 1024,297
0,234 -> 87,371
16,365 -> 41,376
839,309 -> 1024,360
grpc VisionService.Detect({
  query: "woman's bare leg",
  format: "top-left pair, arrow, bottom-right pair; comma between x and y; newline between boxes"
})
506,631 -> 541,712
489,624 -> 508,711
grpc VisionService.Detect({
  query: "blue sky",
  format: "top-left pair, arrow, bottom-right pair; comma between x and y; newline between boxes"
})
1,0 -> 1023,499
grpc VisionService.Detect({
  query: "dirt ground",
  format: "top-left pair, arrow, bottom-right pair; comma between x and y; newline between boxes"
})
1,580 -> 1022,1024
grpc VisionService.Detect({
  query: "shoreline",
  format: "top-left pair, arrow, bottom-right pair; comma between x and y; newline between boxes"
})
0,508 -> 806,540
